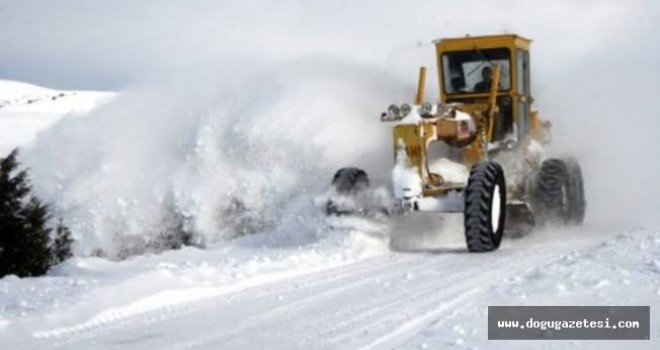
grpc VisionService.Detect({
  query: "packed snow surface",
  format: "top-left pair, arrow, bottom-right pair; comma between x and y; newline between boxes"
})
0,224 -> 657,349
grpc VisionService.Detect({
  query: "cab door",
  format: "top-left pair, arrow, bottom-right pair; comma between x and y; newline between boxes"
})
516,49 -> 531,141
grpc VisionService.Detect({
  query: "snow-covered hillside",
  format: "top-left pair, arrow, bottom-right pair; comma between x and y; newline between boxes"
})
0,80 -> 113,155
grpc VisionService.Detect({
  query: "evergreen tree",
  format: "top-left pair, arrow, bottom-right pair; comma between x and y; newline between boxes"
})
53,220 -> 74,264
0,149 -> 33,276
0,149 -> 72,277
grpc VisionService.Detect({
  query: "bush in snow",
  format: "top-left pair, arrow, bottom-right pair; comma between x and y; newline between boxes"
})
52,220 -> 74,264
0,149 -> 74,278
148,200 -> 197,252
97,198 -> 200,261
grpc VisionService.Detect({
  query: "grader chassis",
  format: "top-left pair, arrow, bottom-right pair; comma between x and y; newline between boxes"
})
327,34 -> 586,252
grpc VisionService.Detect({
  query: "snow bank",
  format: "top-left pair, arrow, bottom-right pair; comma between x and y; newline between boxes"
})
0,227 -> 387,343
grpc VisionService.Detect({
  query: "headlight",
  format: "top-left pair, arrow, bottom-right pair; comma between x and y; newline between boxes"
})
386,104 -> 400,120
400,103 -> 412,117
420,102 -> 433,116
436,102 -> 448,116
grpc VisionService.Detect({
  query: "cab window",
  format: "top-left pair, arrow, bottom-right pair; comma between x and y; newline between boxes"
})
442,48 -> 511,94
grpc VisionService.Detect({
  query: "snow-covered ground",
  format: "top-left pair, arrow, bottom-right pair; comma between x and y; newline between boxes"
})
0,77 -> 658,349
0,222 -> 657,349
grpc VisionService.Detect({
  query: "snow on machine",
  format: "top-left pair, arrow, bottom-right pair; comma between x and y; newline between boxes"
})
326,34 -> 586,252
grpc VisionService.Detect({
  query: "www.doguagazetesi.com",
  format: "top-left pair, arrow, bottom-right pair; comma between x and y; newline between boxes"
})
496,318 -> 641,331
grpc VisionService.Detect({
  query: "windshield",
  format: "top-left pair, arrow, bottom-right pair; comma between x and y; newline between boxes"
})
442,48 -> 511,94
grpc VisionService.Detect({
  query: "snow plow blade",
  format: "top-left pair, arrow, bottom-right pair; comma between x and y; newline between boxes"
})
505,201 -> 535,238
389,212 -> 465,252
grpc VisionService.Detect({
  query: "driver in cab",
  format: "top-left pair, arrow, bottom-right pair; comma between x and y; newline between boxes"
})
474,66 -> 495,92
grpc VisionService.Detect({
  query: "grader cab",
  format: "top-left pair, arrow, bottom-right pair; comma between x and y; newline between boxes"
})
327,34 -> 585,252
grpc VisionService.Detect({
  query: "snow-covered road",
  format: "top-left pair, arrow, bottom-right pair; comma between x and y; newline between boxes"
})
4,225 -> 657,349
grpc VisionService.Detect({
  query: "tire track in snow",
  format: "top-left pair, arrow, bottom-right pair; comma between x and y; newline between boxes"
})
167,256 -> 443,350
354,259 -> 543,349
180,232 -> 602,349
322,256 -> 543,348
174,249 -> 545,349
29,251 -> 412,346
26,227 -> 616,349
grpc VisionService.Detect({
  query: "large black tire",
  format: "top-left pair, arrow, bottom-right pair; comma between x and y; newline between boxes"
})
565,158 -> 586,225
331,167 -> 369,194
326,167 -> 370,215
464,162 -> 506,252
537,158 -> 584,225
537,158 -> 568,224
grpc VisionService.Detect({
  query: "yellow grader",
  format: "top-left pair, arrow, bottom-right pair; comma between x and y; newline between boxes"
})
327,34 -> 586,252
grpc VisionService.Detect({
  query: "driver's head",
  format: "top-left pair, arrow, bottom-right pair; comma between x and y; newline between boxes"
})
481,66 -> 493,82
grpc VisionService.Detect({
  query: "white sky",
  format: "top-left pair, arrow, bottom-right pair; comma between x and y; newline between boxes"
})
0,0 -> 657,90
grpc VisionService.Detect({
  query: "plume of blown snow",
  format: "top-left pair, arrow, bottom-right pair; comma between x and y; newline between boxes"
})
23,59 -> 405,254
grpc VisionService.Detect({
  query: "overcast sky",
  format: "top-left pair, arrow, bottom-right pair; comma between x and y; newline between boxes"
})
1,0 -> 657,91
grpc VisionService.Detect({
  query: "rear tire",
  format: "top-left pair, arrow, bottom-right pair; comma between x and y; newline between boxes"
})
537,158 -> 569,224
537,158 -> 585,225
565,158 -> 586,225
464,162 -> 506,252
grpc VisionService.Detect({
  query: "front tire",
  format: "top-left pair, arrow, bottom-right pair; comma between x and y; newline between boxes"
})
464,162 -> 506,252
326,167 -> 370,215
